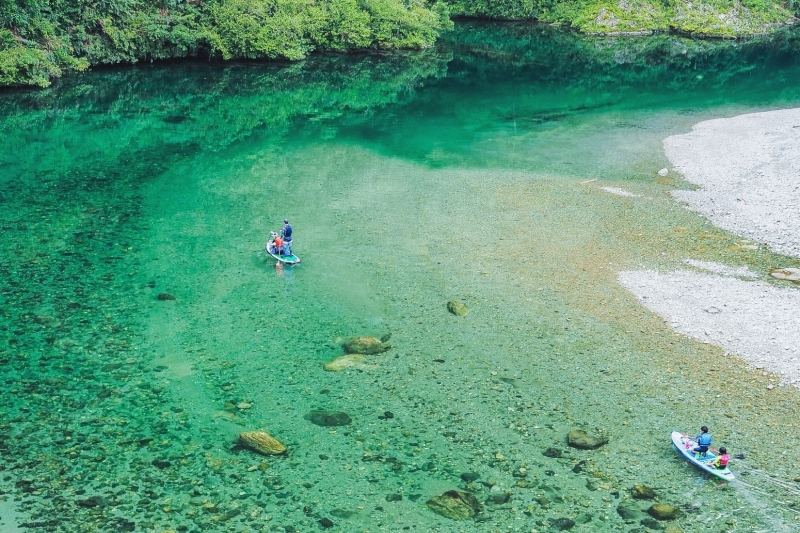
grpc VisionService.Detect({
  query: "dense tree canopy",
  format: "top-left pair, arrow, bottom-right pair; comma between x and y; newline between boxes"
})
0,0 -> 796,87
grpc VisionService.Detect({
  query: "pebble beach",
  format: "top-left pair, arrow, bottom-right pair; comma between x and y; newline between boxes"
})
621,108 -> 800,388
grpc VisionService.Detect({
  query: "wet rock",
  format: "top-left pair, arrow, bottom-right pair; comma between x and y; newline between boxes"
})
549,517 -> 576,530
617,499 -> 646,522
323,354 -> 366,371
447,300 -> 469,316
460,472 -> 480,483
572,460 -> 587,473
543,447 -> 562,458
647,503 -> 684,521
305,410 -> 352,426
770,267 -> 800,281
238,431 -> 287,455
426,490 -> 481,520
385,493 -> 402,502
319,517 -> 334,528
342,336 -> 390,355
658,168 -> 669,176
631,484 -> 656,500
567,429 -> 608,450
664,525 -> 684,533
156,293 -> 175,301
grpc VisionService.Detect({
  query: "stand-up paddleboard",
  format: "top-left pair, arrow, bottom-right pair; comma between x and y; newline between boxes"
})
671,431 -> 734,481
265,238 -> 300,265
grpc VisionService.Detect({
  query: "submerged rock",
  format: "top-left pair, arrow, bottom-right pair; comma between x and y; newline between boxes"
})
567,429 -> 608,450
323,354 -> 366,372
238,431 -> 287,455
426,490 -> 481,519
617,499 -> 646,522
447,300 -> 469,316
156,293 -> 175,301
647,503 -> 684,520
305,410 -> 352,426
342,336 -> 390,355
631,484 -> 656,500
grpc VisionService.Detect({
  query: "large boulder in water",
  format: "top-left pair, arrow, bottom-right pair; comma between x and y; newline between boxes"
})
426,490 -> 481,519
342,336 -> 390,355
567,429 -> 608,450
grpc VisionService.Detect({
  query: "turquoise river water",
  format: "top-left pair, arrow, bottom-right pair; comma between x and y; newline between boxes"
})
1,21 -> 800,533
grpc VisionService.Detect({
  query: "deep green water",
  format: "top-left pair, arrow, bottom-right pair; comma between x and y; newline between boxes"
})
2,21 -> 800,533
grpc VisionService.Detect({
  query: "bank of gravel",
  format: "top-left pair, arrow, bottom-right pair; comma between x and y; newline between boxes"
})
620,108 -> 800,387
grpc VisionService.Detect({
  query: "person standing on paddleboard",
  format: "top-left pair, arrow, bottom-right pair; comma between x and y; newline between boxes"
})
281,219 -> 293,255
693,426 -> 712,457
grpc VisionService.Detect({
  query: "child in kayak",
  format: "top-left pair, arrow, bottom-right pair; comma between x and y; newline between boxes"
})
710,447 -> 730,469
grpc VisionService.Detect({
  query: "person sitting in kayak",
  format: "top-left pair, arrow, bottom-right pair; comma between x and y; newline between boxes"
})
281,219 -> 293,254
274,235 -> 284,256
711,447 -> 730,469
693,426 -> 712,457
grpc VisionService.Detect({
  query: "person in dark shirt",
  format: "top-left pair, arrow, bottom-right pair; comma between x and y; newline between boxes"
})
281,219 -> 293,254
693,426 -> 712,457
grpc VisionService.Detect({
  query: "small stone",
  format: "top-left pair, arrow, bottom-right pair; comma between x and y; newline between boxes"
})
318,517 -> 334,528
567,429 -> 608,450
323,354 -> 366,371
383,411 -> 394,419
549,517 -> 576,530
658,168 -> 669,176
447,300 -> 469,316
236,402 -> 252,410
647,503 -> 684,521
543,447 -> 562,458
156,293 -> 175,301
238,431 -> 287,455
385,494 -> 402,502
426,490 -> 482,520
460,472 -> 480,483
342,336 -> 390,355
485,492 -> 511,505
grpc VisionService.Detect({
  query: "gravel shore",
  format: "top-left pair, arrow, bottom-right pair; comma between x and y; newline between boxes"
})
620,108 -> 800,387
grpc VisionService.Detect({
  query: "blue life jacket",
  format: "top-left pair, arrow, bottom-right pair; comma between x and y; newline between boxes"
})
696,433 -> 712,446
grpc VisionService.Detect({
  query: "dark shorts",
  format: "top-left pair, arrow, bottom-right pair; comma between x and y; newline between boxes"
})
693,445 -> 709,454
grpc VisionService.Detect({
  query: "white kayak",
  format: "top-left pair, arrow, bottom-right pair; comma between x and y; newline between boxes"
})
671,431 -> 735,481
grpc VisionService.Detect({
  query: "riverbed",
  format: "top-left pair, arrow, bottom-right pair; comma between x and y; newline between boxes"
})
1,21 -> 800,533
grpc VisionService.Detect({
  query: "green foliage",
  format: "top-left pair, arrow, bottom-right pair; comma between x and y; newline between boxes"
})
0,0 -> 450,87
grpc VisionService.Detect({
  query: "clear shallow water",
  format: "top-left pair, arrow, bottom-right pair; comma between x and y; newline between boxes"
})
2,21 -> 800,533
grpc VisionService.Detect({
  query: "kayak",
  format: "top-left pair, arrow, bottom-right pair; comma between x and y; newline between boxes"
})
265,239 -> 300,265
671,431 -> 735,481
